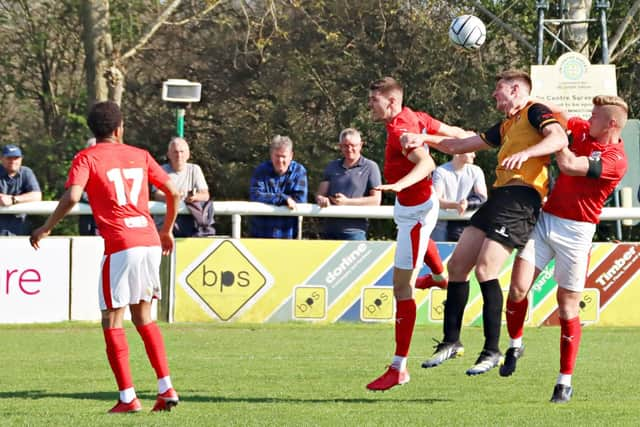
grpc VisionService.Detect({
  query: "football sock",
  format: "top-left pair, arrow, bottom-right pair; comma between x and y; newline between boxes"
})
442,281 -> 469,342
443,281 -> 470,343
103,328 -> 134,392
506,296 -> 528,341
394,299 -> 416,358
136,322 -> 170,379
559,316 -> 581,375
557,373 -> 572,387
423,238 -> 444,275
479,279 -> 503,353
509,337 -> 523,349
158,376 -> 173,394
120,387 -> 136,404
391,355 -> 407,371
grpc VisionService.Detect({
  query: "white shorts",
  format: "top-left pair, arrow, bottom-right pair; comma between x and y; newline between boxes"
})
393,194 -> 439,270
99,246 -> 162,310
518,211 -> 595,292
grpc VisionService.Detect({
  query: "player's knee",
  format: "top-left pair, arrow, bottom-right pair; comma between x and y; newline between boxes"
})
508,286 -> 528,302
446,259 -> 470,280
474,266 -> 496,283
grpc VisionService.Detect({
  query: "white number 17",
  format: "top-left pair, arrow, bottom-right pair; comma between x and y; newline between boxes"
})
106,168 -> 144,205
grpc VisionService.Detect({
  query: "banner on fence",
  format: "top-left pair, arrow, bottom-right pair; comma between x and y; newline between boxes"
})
173,239 -> 640,326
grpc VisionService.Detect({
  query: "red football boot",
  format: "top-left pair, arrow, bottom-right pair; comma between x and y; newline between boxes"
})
415,274 -> 448,290
366,366 -> 410,391
152,388 -> 179,412
108,398 -> 142,414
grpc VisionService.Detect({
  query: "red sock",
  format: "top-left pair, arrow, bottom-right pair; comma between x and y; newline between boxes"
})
423,239 -> 444,274
559,316 -> 582,374
136,322 -> 170,379
506,297 -> 528,339
103,328 -> 133,390
394,299 -> 417,357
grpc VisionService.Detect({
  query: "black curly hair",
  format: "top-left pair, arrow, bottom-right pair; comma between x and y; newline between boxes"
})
87,101 -> 123,138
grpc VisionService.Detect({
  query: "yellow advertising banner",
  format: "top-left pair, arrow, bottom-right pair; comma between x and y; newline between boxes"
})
173,239 -> 640,326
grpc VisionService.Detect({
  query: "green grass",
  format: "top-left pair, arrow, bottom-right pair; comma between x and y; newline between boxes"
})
1,322 -> 639,426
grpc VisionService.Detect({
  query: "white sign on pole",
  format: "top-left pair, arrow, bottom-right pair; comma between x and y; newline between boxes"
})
531,52 -> 617,119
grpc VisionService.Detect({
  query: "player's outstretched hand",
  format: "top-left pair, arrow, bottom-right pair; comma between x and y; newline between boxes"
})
159,231 -> 175,256
400,133 -> 424,150
374,183 -> 403,193
29,226 -> 50,250
501,151 -> 530,170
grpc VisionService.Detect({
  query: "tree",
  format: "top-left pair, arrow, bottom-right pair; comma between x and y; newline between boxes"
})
1,0 -> 638,239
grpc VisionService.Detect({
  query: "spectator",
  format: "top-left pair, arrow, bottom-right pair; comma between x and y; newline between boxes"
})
0,144 -> 42,236
249,135 -> 308,238
431,153 -> 487,242
316,128 -> 382,240
153,137 -> 214,237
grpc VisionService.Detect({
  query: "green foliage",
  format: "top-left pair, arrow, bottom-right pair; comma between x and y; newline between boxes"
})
1,322 -> 640,425
1,0 -> 639,239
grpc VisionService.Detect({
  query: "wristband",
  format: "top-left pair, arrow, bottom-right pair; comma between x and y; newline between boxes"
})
11,195 -> 17,205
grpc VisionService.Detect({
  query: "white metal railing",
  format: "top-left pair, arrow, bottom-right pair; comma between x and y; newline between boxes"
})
1,201 -> 640,239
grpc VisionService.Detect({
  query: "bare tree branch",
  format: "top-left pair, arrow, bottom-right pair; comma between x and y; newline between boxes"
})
468,0 -> 536,53
608,0 -> 640,60
610,32 -> 640,62
119,0 -> 183,62
166,0 -> 224,26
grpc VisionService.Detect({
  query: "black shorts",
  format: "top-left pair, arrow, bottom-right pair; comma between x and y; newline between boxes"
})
470,186 -> 542,249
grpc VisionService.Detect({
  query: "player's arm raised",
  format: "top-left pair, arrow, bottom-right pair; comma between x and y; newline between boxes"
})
436,123 -> 477,139
401,132 -> 489,155
374,146 -> 435,193
30,185 -> 84,249
555,147 -> 590,177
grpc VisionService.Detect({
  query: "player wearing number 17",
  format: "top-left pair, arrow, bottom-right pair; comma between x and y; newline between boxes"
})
30,101 -> 181,413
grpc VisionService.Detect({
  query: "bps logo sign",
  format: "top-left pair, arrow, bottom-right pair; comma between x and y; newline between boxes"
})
183,240 -> 273,321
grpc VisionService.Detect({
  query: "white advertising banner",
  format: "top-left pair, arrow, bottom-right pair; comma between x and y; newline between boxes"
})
0,237 -> 70,323
70,237 -> 104,321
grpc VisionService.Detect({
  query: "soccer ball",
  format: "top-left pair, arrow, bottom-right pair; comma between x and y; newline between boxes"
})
449,14 -> 486,50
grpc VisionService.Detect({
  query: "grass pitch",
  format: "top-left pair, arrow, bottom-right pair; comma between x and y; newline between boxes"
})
1,322 -> 639,426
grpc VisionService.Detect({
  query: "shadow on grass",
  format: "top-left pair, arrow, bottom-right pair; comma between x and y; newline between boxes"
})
0,390 -> 450,404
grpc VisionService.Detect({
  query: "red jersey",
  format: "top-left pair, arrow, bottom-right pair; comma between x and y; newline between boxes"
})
544,117 -> 627,223
384,107 -> 441,206
66,142 -> 170,254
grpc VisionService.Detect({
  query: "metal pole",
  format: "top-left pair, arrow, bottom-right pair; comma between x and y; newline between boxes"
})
536,1 -> 548,64
614,190 -> 622,240
596,0 -> 610,64
176,108 -> 185,137
232,214 -> 241,239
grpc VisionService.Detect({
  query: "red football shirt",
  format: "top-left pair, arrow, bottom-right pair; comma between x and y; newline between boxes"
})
544,117 -> 627,223
384,107 -> 441,206
66,142 -> 170,254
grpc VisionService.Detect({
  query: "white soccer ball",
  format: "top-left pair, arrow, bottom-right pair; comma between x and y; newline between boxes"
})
449,14 -> 486,50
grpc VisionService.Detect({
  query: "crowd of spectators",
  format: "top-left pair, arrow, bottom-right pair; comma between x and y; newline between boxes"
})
0,127 -> 487,240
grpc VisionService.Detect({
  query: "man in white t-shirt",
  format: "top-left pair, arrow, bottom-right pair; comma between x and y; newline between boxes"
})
154,137 -> 212,236
432,152 -> 487,241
